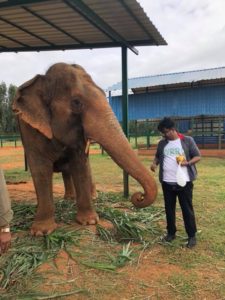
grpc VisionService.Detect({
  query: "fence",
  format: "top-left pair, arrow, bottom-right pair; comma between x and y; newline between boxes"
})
129,116 -> 225,150
0,135 -> 21,147
1,115 -> 225,150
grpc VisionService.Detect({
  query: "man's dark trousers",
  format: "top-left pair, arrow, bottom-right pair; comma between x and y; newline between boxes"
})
162,182 -> 197,237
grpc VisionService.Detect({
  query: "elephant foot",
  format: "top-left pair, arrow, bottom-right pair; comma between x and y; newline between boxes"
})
76,210 -> 99,225
64,193 -> 76,200
31,218 -> 58,236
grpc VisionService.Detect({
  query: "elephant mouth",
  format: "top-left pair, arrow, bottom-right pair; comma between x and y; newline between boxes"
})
85,139 -> 91,154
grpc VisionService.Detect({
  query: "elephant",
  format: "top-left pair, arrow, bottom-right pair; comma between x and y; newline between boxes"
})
13,63 -> 157,236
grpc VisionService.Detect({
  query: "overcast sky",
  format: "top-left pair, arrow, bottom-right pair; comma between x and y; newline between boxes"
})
0,0 -> 225,90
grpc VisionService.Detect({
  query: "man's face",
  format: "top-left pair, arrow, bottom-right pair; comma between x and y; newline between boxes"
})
161,128 -> 177,140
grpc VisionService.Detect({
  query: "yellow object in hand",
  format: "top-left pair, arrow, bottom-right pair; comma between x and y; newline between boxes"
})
176,155 -> 185,164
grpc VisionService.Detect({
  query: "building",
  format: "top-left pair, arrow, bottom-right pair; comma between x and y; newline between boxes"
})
108,67 -> 225,148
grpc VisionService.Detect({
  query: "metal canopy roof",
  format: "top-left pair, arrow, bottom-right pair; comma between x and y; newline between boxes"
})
0,0 -> 167,197
0,0 -> 167,54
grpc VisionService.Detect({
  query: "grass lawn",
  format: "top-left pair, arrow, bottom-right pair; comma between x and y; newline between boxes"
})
1,147 -> 225,299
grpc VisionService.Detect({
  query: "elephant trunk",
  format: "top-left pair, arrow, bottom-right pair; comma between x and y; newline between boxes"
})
85,110 -> 157,208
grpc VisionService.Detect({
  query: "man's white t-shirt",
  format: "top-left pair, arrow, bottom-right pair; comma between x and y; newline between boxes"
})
163,138 -> 190,183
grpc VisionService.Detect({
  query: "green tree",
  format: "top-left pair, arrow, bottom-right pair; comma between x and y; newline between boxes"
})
0,82 -> 18,134
0,82 -> 7,132
5,84 -> 17,133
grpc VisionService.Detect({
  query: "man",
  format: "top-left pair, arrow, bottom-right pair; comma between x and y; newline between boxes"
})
151,117 -> 201,248
0,169 -> 13,253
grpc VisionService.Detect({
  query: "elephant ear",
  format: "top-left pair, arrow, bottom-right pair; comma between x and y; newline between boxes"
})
13,75 -> 53,139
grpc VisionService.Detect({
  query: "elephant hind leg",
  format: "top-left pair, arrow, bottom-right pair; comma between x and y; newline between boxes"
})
62,170 -> 97,201
62,171 -> 76,200
70,154 -> 99,225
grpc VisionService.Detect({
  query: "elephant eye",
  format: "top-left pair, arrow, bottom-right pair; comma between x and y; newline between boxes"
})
73,99 -> 80,105
17,96 -> 24,103
71,98 -> 83,113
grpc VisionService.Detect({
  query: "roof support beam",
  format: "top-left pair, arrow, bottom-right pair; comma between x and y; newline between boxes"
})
0,33 -> 29,47
64,0 -> 139,55
0,41 -> 142,53
0,0 -> 49,9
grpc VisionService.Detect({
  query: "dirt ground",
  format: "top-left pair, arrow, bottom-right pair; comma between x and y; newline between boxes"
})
2,147 -> 122,202
1,146 -> 223,299
3,145 -> 225,203
1,146 -> 180,299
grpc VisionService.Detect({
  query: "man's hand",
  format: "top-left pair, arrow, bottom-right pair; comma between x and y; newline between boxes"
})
0,232 -> 11,254
180,160 -> 189,167
150,162 -> 157,172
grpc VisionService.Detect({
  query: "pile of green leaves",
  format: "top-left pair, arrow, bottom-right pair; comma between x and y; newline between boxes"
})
11,199 -> 77,232
97,205 -> 164,243
11,203 -> 36,232
0,227 -> 80,294
3,193 -> 164,298
67,242 -> 134,272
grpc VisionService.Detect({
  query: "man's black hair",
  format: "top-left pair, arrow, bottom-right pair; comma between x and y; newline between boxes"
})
157,117 -> 176,132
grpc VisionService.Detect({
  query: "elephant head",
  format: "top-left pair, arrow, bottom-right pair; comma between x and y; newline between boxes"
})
13,63 -> 157,208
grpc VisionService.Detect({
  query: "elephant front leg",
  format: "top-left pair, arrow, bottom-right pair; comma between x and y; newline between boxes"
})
86,158 -> 98,200
29,159 -> 57,236
71,156 -> 99,225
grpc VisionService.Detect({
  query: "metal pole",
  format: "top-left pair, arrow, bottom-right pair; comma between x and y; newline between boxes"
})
121,46 -> 129,197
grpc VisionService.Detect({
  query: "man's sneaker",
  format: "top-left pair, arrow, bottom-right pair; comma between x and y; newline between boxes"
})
161,234 -> 176,243
186,236 -> 197,248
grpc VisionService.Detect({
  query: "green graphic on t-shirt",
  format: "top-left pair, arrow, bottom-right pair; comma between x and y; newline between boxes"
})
164,147 -> 182,156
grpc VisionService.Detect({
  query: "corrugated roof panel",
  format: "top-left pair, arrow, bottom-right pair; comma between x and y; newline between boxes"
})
0,20 -> 51,46
124,0 -> 166,44
31,1 -> 109,42
0,38 -> 17,48
86,0 -> 150,41
107,67 -> 225,91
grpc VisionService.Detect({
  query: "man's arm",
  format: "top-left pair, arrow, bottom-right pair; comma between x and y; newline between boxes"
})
181,136 -> 201,166
188,136 -> 201,157
150,156 -> 159,172
150,143 -> 161,172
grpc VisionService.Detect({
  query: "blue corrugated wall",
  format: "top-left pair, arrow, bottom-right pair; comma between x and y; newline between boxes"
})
109,85 -> 225,121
